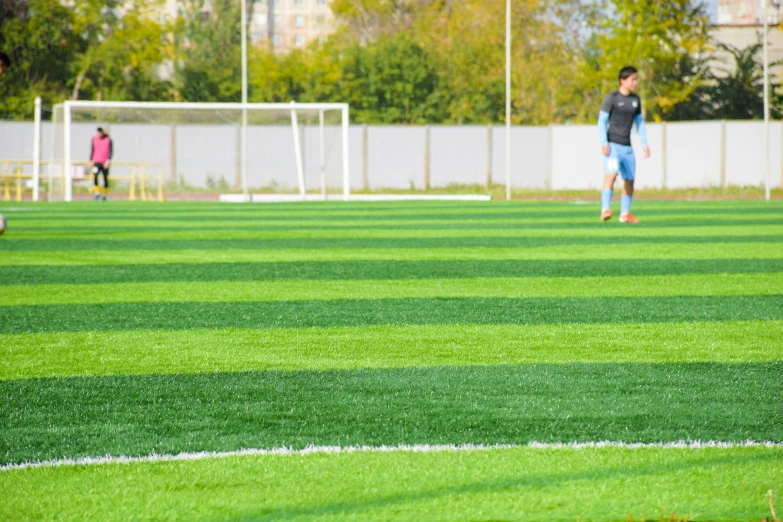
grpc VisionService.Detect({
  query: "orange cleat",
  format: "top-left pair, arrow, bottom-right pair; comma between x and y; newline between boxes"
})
619,212 -> 640,224
600,209 -> 612,221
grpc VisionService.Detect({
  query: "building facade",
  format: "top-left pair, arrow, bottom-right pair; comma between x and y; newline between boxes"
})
250,0 -> 336,52
162,0 -> 336,53
709,23 -> 783,77
718,0 -> 782,24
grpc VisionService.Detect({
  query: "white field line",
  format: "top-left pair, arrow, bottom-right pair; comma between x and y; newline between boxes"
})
2,441 -> 782,472
219,194 -> 493,203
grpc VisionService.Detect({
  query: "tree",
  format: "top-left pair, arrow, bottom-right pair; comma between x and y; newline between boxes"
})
0,0 -> 76,118
507,0 -> 602,124
248,30 -> 444,123
337,34 -> 446,123
654,52 -> 714,121
707,41 -> 783,120
0,0 -> 727,125
412,0 -> 506,123
579,0 -> 711,122
249,47 -> 313,103
330,0 -> 420,45
329,0 -> 599,124
69,0 -> 172,101
173,0 -> 243,102
663,39 -> 783,121
0,0 -> 173,119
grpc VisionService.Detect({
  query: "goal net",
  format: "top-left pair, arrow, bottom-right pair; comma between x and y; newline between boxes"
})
48,101 -> 350,202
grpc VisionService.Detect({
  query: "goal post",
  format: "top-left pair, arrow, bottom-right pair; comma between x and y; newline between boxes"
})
48,101 -> 351,202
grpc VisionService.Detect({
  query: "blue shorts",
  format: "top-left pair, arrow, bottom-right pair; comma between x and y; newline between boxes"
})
604,143 -> 635,181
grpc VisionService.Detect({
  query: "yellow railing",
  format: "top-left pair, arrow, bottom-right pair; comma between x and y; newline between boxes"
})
0,160 -> 51,202
0,166 -> 22,202
0,160 -> 166,202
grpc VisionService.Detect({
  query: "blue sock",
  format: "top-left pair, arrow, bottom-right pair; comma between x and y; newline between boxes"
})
621,194 -> 632,214
601,189 -> 613,211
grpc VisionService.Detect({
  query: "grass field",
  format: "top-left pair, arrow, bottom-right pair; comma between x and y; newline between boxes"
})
0,199 -> 781,521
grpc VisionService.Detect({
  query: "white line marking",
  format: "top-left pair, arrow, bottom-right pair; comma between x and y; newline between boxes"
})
219,194 -> 493,203
2,441 -> 781,472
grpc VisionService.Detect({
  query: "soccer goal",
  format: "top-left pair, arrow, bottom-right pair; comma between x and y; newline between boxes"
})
48,101 -> 350,202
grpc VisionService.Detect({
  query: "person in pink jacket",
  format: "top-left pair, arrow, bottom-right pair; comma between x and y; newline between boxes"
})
89,127 -> 113,201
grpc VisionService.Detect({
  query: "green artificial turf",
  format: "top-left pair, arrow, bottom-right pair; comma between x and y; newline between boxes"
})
2,363 -> 782,464
3,273 -> 781,306
13,224 -> 783,239
2,447 -> 782,521
0,199 -> 781,521
2,258 -> 782,285
2,295 -> 781,334
12,217 -> 783,233
1,198 -> 778,218
2,322 -> 782,380
3,234 -> 783,252
2,242 -> 782,267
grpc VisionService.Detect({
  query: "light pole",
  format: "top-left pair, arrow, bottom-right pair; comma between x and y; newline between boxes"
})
763,0 -> 770,201
33,97 -> 41,202
241,0 -> 249,201
505,0 -> 511,201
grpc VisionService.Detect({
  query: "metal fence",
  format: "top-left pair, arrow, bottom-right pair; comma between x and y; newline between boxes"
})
1,120 -> 781,191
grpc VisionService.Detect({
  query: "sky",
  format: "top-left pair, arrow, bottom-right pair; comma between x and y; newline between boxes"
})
704,0 -> 718,22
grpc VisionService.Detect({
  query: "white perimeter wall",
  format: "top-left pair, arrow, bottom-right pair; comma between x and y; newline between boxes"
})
1,120 -> 781,190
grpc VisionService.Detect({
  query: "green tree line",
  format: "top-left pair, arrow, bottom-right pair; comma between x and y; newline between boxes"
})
0,0 -> 779,122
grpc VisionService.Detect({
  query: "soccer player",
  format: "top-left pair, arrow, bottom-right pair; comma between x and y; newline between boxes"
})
89,127 -> 113,201
598,65 -> 650,224
0,52 -> 10,76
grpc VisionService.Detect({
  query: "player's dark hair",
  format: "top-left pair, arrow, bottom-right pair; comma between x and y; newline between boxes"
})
618,66 -> 637,82
0,52 -> 10,68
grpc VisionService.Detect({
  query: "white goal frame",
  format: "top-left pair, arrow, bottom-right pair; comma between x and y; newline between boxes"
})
48,100 -> 351,202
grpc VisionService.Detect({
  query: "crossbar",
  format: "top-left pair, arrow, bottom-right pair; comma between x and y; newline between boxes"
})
63,101 -> 348,111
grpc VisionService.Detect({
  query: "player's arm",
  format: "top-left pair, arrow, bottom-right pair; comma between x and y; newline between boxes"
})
106,139 -> 113,167
89,142 -> 94,168
634,113 -> 650,158
598,94 -> 612,156
598,111 -> 610,156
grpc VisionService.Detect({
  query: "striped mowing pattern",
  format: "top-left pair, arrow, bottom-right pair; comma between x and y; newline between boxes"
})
0,199 -> 781,521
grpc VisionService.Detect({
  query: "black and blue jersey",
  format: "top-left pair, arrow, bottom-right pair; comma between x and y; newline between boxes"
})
598,91 -> 647,147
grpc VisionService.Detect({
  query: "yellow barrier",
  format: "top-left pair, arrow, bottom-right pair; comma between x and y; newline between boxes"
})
129,165 -> 136,201
0,162 -> 47,202
1,176 -> 16,202
139,165 -> 148,201
156,165 -> 165,202
0,160 -> 165,202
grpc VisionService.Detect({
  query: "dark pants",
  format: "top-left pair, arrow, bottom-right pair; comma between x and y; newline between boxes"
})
93,163 -> 109,189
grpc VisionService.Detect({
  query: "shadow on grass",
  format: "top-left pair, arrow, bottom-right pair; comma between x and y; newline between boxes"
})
233,451 -> 780,521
